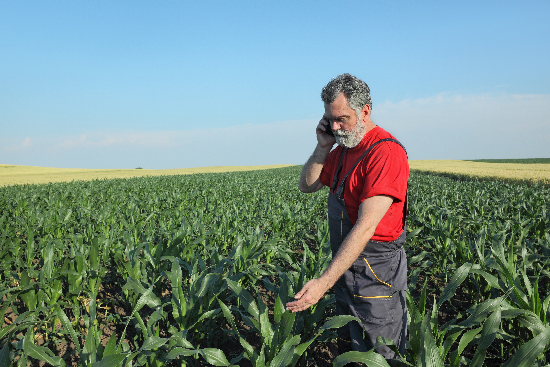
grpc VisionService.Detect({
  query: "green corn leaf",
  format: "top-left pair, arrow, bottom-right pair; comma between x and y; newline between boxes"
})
91,353 -> 129,367
522,272 -> 535,311
0,325 -> 15,341
14,308 -> 38,325
122,277 -> 146,297
500,308 -> 526,319
201,348 -> 231,366
166,347 -> 199,360
470,349 -> 486,367
277,310 -> 296,345
63,209 -> 73,222
42,242 -> 54,280
188,308 -> 220,330
102,335 -> 117,358
470,308 -> 501,367
406,292 -> 424,355
239,336 -> 257,361
132,286 -> 161,315
134,312 -> 148,340
274,296 -> 284,325
305,294 -> 335,326
90,237 -> 100,271
269,335 -> 300,367
258,293 -> 274,348
333,350 -> 390,367
437,263 -> 472,308
219,299 -> 240,337
227,279 -> 259,319
140,336 -> 168,351
291,338 -> 316,364
55,304 -> 82,354
406,226 -> 423,241
469,267 -> 501,290
255,344 -> 266,367
533,278 -> 541,317
542,293 -> 550,323
419,277 -> 428,316
517,311 -> 546,336
373,336 -> 402,360
169,331 -> 194,349
141,242 -> 155,268
502,326 -> 550,367
116,286 -> 158,352
49,278 -> 63,306
319,315 -> 358,330
89,296 -> 97,324
452,326 -> 482,366
459,291 -> 509,328
408,250 -> 428,265
19,271 -> 37,311
419,322 -> 444,367
0,343 -> 10,367
23,331 -> 65,366
442,329 -> 463,360
477,308 -> 501,350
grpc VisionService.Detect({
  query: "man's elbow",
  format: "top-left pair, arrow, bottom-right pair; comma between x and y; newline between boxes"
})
299,182 -> 322,193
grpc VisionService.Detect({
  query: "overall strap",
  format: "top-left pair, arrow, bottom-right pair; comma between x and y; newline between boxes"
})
335,138 -> 407,199
330,148 -> 348,192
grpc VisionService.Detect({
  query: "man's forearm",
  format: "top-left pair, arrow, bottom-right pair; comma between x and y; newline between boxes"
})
318,224 -> 373,290
317,195 -> 394,292
299,144 -> 332,193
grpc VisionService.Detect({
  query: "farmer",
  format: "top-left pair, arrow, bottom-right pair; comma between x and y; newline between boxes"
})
286,73 -> 409,361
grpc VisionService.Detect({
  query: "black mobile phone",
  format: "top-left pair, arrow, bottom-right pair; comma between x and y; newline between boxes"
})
323,119 -> 334,136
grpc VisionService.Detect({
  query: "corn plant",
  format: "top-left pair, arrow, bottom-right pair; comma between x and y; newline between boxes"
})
222,278 -> 356,367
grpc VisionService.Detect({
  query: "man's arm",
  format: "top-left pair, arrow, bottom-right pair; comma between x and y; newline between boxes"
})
285,194 -> 394,312
299,119 -> 336,193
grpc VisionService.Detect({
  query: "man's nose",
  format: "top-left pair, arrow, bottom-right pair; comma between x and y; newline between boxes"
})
331,121 -> 341,131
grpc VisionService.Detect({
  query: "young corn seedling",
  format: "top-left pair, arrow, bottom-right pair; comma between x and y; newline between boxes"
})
223,278 -> 356,367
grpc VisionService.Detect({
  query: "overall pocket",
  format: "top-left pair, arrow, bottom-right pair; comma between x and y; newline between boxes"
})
352,253 -> 400,322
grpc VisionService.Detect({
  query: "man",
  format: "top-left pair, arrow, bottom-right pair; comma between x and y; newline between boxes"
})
286,74 -> 409,361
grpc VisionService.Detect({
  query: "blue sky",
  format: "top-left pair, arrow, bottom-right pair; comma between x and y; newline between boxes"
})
1,1 -> 549,169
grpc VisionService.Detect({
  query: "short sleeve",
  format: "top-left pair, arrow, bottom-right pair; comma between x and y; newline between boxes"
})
358,141 -> 409,204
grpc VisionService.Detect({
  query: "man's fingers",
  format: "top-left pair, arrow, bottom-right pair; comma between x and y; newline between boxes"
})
286,298 -> 309,312
294,286 -> 308,300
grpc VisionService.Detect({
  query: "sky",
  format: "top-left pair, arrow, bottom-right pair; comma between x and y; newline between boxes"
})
1,1 -> 549,169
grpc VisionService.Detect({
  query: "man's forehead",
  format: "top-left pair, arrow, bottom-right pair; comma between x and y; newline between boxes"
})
324,100 -> 354,118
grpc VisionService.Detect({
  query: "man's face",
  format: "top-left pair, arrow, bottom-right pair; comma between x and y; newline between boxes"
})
323,93 -> 366,148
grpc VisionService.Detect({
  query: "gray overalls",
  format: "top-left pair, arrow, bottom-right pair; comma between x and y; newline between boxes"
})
328,138 -> 407,360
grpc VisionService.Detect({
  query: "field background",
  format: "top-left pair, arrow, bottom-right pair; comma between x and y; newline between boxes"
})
1,162 -> 549,366
409,160 -> 550,184
0,164 -> 294,187
2,160 -> 549,187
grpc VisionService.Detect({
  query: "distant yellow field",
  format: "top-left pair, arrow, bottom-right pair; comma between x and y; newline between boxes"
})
2,161 -> 549,187
0,164 -> 295,187
410,160 -> 550,184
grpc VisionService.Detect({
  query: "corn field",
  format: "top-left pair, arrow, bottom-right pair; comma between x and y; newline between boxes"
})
1,166 -> 549,366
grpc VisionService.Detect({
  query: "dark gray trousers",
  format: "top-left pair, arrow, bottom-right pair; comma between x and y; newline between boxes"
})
334,246 -> 407,360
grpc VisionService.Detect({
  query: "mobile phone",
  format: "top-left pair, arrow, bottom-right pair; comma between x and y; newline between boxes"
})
323,119 -> 334,136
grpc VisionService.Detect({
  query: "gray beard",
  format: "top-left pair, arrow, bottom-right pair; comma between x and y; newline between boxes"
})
334,120 -> 367,148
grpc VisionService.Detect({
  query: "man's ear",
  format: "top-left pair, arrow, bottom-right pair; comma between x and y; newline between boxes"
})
361,104 -> 371,121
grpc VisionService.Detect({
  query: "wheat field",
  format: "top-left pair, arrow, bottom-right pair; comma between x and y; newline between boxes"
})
0,164 -> 295,187
2,160 -> 549,187
409,160 -> 550,184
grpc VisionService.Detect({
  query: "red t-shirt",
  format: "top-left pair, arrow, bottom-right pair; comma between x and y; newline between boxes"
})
319,126 -> 409,242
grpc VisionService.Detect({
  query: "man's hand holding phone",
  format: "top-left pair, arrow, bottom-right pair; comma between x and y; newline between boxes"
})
316,118 -> 336,147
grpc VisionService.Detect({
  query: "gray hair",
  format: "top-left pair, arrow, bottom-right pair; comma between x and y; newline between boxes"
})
321,73 -> 372,118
